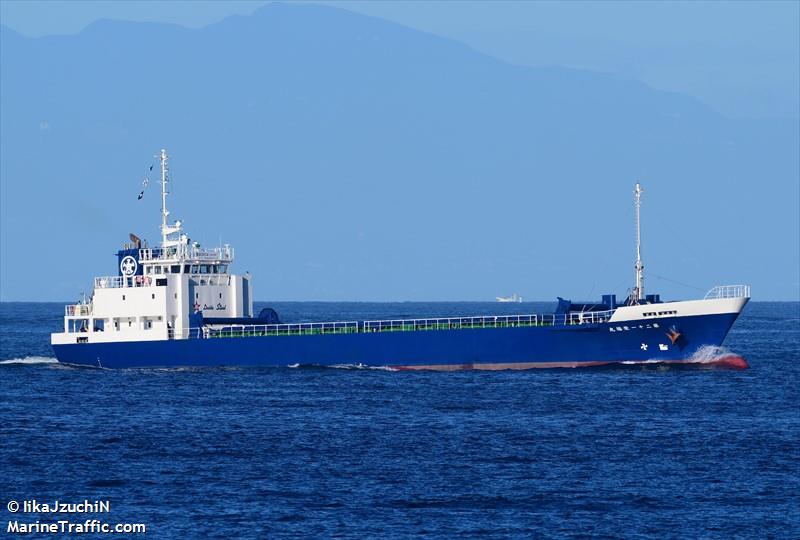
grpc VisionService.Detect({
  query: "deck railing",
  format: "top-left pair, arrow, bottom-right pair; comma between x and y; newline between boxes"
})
95,274 -> 232,289
362,310 -> 614,332
169,321 -> 360,339
94,276 -> 153,289
139,245 -> 233,263
704,284 -> 751,300
170,310 -> 615,340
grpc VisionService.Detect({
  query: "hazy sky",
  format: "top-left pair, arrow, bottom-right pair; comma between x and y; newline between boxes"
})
1,1 -> 798,301
2,0 -> 798,119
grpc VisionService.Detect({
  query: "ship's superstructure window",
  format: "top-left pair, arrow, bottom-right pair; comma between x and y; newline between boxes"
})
171,265 -> 181,273
154,266 -> 162,275
643,310 -> 677,317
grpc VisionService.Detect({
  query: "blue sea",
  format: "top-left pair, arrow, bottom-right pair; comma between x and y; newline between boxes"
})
1,301 -> 798,539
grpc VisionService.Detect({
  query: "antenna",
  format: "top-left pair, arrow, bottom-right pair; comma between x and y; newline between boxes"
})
633,182 -> 644,303
160,149 -> 169,247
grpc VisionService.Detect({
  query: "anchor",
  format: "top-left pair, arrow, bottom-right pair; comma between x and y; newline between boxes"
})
666,326 -> 682,345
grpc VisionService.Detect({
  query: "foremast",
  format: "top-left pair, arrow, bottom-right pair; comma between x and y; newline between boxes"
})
632,182 -> 644,304
159,149 -> 184,252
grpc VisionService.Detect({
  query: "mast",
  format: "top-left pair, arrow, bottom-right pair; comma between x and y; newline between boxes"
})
633,182 -> 644,303
160,148 -> 169,248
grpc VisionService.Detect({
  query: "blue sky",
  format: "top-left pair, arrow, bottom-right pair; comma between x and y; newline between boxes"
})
2,0 -> 798,119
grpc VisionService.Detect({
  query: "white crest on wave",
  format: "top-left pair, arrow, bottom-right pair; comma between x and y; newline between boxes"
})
688,345 -> 736,363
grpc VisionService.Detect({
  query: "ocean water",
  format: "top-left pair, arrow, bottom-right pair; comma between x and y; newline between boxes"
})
1,301 -> 798,539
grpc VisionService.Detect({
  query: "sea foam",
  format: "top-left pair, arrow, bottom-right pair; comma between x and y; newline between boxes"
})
0,356 -> 58,365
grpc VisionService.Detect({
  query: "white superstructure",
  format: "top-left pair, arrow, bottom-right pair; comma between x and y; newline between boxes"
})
52,149 -> 253,346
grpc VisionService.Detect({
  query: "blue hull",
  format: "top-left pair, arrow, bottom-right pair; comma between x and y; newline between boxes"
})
52,313 -> 742,369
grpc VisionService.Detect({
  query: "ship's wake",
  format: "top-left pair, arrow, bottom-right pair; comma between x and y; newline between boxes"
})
0,356 -> 59,365
289,363 -> 397,372
331,363 -> 397,371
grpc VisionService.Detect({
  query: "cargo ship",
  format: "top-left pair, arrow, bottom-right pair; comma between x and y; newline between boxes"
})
51,150 -> 750,369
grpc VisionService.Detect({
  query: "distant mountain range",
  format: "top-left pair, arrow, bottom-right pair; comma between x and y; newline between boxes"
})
1,2 -> 797,301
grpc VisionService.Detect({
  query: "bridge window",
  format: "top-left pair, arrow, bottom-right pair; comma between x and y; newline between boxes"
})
200,265 -> 209,274
184,265 -> 191,273
171,265 -> 181,274
218,265 -> 228,274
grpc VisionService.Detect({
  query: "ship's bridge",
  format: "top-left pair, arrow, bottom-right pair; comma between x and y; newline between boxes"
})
95,242 -> 236,290
139,244 -> 234,264
138,243 -> 234,281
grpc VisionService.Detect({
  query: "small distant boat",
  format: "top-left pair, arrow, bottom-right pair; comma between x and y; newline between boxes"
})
496,294 -> 522,303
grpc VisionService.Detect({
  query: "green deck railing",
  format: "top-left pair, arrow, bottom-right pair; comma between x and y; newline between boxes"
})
171,310 -> 615,340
